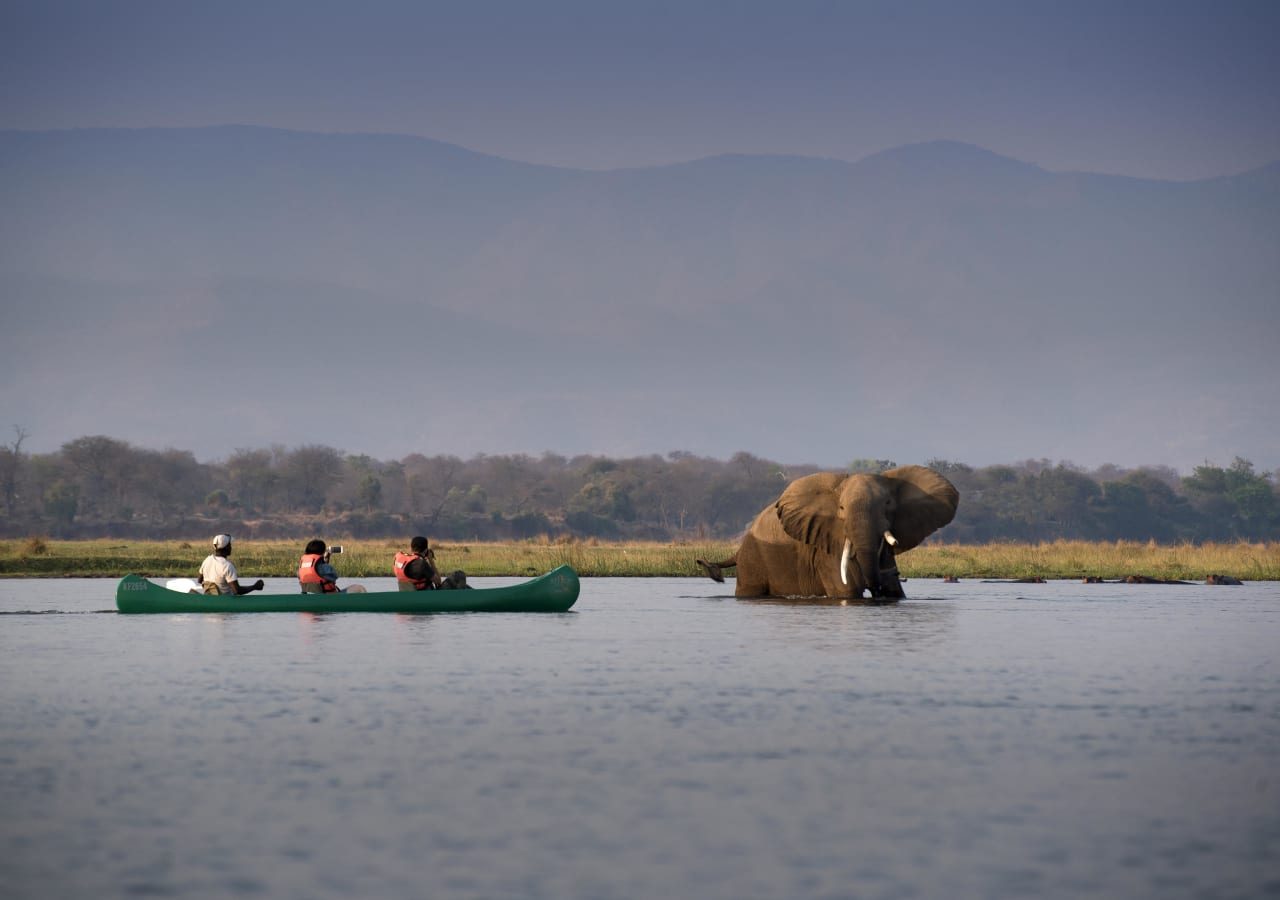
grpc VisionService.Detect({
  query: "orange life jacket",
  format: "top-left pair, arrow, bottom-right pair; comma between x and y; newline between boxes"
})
393,551 -> 431,590
298,553 -> 338,592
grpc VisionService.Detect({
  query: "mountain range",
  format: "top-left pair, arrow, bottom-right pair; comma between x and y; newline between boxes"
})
2,127 -> 1277,470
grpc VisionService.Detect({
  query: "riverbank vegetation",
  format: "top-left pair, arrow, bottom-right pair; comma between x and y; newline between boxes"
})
1,434 -> 1278,546
1,538 -> 1275,581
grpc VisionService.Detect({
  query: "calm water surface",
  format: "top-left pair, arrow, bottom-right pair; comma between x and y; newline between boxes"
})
2,576 -> 1278,899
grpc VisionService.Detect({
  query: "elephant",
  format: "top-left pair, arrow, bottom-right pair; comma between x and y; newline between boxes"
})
696,465 -> 959,600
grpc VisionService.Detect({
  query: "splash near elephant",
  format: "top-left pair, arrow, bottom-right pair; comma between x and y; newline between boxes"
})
697,465 -> 959,600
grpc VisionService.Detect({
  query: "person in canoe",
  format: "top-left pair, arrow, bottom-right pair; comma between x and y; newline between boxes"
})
393,536 -> 471,590
393,536 -> 443,591
198,533 -> 265,596
298,539 -> 366,593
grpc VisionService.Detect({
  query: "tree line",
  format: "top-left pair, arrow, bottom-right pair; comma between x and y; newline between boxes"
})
0,431 -> 1277,543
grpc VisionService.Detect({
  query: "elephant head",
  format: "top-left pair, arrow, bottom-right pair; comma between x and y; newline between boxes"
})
774,465 -> 959,599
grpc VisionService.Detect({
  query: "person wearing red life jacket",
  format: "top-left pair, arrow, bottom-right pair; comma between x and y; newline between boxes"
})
393,535 -> 443,591
298,538 -> 343,593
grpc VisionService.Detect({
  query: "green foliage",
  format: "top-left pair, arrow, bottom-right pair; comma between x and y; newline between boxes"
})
924,458 -> 973,478
1182,457 -> 1278,540
0,426 -> 28,518
1032,466 -> 1101,536
282,444 -> 344,511
849,458 -> 896,473
464,484 -> 488,513
42,481 -> 79,527
569,478 -> 636,523
508,512 -> 553,538
0,434 -> 1277,545
357,474 -> 382,512
564,510 -> 619,537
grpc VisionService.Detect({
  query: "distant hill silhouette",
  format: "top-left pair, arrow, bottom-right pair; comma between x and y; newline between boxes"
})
1,127 -> 1276,468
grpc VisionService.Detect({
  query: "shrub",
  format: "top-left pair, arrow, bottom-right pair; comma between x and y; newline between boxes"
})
565,510 -> 619,538
22,536 -> 49,556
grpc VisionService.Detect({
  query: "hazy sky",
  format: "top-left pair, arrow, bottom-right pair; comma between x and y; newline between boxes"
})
3,0 -> 1278,179
2,1 -> 1278,472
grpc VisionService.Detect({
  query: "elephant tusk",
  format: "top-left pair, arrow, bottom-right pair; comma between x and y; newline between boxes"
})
883,530 -> 898,547
840,540 -> 851,586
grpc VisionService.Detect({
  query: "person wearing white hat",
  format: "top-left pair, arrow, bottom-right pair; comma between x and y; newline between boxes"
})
197,534 -> 265,596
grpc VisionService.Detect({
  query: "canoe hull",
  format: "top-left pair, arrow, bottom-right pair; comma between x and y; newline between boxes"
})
116,566 -> 579,614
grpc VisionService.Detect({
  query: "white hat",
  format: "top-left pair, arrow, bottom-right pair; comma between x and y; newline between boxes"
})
213,533 -> 232,550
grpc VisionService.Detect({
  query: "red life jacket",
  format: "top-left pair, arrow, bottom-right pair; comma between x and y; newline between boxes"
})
298,553 -> 338,592
394,551 -> 431,590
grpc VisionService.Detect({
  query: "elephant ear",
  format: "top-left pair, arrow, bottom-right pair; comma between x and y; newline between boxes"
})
775,472 -> 847,555
882,465 -> 959,552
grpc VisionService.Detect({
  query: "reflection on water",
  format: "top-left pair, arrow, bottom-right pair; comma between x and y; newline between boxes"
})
739,596 -> 960,654
1,577 -> 1278,900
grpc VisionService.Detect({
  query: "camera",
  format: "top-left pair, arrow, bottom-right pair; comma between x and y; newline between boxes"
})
328,545 -> 344,555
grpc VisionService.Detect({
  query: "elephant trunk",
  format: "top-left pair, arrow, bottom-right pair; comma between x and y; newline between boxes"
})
872,531 -> 904,599
839,531 -> 903,598
841,539 -> 874,588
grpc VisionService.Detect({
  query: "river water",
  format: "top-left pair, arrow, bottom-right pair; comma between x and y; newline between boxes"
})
2,576 -> 1278,900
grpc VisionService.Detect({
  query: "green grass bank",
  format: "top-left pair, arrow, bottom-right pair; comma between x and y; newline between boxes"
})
1,538 -> 1277,581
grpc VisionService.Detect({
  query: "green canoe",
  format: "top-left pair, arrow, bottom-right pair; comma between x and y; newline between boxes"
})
115,565 -> 580,614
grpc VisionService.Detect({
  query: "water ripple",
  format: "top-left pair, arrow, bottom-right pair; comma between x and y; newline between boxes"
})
0,577 -> 1277,899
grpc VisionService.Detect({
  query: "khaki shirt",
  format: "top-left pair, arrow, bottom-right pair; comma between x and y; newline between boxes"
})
199,554 -> 239,595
